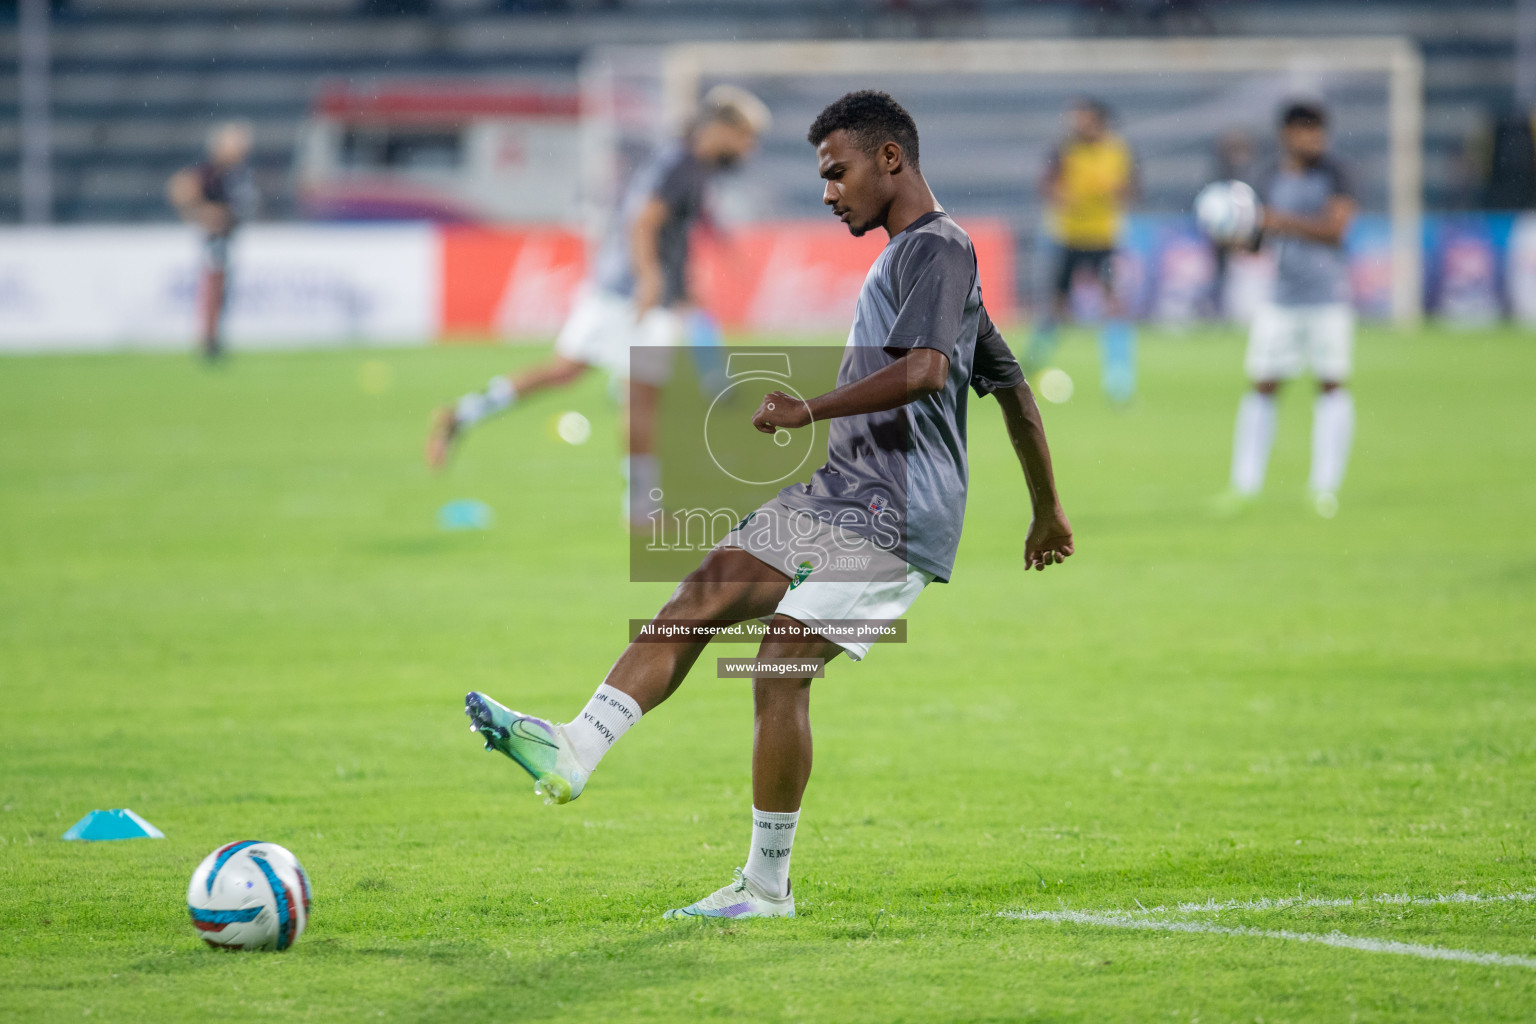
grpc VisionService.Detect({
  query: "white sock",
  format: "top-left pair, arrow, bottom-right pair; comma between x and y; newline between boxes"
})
743,807 -> 799,899
562,682 -> 641,773
454,376 -> 517,427
623,453 -> 662,525
1230,390 -> 1278,495
1308,388 -> 1354,494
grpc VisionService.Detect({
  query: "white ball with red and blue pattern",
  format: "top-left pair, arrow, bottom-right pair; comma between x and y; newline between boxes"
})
187,840 -> 312,951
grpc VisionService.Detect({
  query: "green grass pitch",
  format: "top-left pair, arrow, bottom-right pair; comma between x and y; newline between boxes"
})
2,325 -> 1534,1021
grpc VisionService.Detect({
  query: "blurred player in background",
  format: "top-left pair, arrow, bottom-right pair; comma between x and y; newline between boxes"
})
167,121 -> 257,362
1222,101 -> 1357,519
1023,98 -> 1139,403
461,91 -> 1074,921
426,85 -> 771,525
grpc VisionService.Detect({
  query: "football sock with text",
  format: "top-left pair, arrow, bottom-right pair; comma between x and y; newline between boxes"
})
743,807 -> 799,899
564,683 -> 641,774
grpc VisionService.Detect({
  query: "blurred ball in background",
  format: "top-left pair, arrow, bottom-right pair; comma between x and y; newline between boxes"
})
1037,368 -> 1075,404
555,411 -> 592,446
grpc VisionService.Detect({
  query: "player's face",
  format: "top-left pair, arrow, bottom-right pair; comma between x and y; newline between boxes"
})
817,130 -> 896,238
1282,122 -> 1327,163
721,123 -> 760,167
698,120 -> 758,169
213,127 -> 252,165
1071,107 -> 1104,142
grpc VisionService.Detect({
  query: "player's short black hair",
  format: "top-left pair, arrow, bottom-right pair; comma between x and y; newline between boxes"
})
806,90 -> 920,169
1281,101 -> 1328,128
1073,97 -> 1111,123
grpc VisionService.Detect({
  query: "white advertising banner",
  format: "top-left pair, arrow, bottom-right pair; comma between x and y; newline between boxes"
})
1508,214 -> 1536,326
0,224 -> 439,352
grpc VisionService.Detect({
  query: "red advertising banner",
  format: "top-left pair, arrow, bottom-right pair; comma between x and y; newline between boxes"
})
439,225 -> 586,339
692,218 -> 1016,331
438,218 -> 1016,339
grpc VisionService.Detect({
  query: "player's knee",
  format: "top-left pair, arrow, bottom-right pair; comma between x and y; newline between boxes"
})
1253,380 -> 1281,396
657,576 -> 730,622
1318,380 -> 1345,393
752,673 -> 813,716
662,548 -> 773,619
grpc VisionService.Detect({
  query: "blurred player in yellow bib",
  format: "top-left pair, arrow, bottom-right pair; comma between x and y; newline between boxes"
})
1025,98 -> 1138,403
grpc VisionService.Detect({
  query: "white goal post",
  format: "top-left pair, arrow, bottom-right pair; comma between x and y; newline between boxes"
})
584,37 -> 1424,326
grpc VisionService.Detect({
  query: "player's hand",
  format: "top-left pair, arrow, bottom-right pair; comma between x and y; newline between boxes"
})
1024,508 -> 1074,571
752,391 -> 812,433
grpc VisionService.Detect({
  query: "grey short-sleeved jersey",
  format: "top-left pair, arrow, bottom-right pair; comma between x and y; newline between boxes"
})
774,211 -> 1024,583
591,143 -> 712,305
1262,155 -> 1354,307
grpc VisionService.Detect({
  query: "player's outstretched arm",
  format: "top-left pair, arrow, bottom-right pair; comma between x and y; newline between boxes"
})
750,347 -> 949,432
995,379 -> 1074,571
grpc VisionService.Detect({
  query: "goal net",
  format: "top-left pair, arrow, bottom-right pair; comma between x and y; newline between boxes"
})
580,37 -> 1423,325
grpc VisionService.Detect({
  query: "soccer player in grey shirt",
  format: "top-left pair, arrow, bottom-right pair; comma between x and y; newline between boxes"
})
425,85 -> 770,529
462,91 -> 1074,919
1222,101 -> 1358,519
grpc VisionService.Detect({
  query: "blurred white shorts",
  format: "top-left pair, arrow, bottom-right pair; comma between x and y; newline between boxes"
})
1245,301 -> 1354,383
554,284 -> 679,385
721,499 -> 934,663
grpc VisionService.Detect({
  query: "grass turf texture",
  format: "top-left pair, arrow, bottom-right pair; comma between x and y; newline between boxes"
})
2,325 -> 1534,1022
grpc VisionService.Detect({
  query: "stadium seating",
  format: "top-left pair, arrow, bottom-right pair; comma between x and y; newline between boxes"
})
0,0 -> 1520,224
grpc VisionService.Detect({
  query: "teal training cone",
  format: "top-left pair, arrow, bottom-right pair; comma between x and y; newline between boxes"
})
438,499 -> 493,531
62,809 -> 165,841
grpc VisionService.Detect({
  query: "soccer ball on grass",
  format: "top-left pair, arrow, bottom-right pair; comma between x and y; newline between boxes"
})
187,840 -> 312,951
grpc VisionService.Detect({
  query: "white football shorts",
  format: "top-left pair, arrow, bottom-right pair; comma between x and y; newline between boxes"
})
1245,301 -> 1354,383
720,498 -> 934,663
554,284 -> 680,385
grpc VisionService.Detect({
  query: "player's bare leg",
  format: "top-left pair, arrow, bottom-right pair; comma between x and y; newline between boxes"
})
199,268 -> 227,362
750,618 -> 839,812
604,546 -> 791,711
664,616 -> 836,920
466,546 -> 790,804
1023,293 -> 1069,374
427,355 -> 590,470
624,379 -> 662,529
1098,279 -> 1137,405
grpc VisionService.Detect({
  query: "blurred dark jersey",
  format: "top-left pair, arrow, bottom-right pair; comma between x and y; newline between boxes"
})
591,143 -> 713,306
196,162 -> 258,237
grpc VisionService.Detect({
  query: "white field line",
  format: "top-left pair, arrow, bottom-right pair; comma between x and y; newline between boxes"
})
1163,889 -> 1536,916
999,909 -> 1536,970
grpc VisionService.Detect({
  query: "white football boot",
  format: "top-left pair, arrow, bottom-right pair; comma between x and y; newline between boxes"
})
662,868 -> 795,920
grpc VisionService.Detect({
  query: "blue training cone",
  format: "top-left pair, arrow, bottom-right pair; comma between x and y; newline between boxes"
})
437,499 -> 494,531
62,808 -> 165,842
